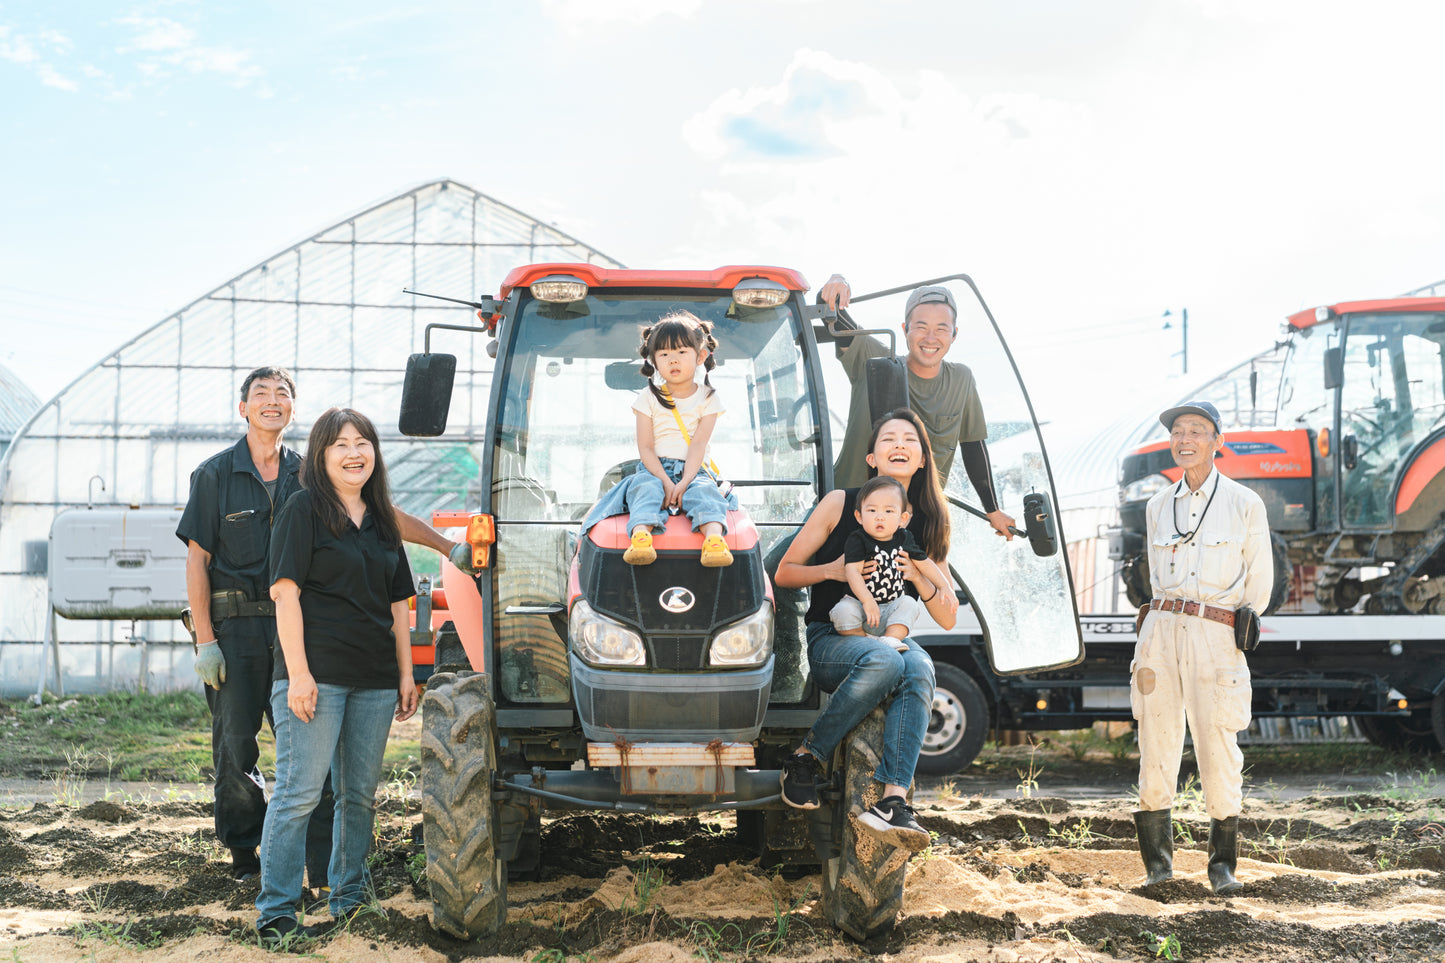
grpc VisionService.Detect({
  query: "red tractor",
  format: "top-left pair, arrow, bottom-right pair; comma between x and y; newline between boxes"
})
1114,297 -> 1445,614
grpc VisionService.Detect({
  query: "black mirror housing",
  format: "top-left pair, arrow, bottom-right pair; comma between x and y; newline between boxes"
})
1323,346 -> 1343,390
1022,491 -> 1058,557
399,353 -> 457,436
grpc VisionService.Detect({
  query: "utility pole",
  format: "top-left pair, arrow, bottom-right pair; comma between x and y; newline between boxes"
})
1162,308 -> 1188,374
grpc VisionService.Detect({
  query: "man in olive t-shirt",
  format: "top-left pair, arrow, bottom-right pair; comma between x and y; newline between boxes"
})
820,277 -> 1014,539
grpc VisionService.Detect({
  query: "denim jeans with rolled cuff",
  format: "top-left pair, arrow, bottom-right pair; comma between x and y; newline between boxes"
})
207,614 -> 333,880
255,682 -> 396,926
582,457 -> 735,536
800,620 -> 936,789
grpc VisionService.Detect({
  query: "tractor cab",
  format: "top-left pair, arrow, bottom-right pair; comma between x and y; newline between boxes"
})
398,264 -> 1080,941
1115,296 -> 1445,613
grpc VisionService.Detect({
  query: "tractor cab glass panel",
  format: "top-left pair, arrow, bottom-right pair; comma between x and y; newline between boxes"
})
487,291 -> 820,704
823,280 -> 1081,674
1279,320 -> 1336,525
1339,313 -> 1445,528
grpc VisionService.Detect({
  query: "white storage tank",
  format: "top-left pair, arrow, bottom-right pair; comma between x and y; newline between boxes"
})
49,507 -> 187,619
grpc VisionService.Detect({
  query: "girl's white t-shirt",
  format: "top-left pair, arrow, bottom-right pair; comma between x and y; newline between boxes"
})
632,385 -> 726,460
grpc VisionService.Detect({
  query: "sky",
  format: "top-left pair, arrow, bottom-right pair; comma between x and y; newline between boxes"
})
3,0 -> 1445,430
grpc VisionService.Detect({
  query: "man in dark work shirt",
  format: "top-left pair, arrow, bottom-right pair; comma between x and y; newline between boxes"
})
176,366 -> 474,884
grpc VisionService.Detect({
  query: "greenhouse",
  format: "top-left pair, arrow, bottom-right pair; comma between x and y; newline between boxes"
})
0,180 -> 621,697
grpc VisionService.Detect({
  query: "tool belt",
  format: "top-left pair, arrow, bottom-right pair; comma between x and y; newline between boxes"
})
210,589 -> 275,619
1150,597 -> 1235,627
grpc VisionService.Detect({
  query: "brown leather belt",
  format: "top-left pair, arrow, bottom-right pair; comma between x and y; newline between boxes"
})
211,589 -> 275,619
1150,597 -> 1235,627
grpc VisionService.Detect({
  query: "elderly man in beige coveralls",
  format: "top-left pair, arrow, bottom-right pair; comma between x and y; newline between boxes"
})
1132,400 -> 1271,895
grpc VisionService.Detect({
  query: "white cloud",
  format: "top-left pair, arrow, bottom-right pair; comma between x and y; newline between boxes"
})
34,63 -> 76,91
1,24 -> 79,92
540,0 -> 702,29
115,15 -> 264,87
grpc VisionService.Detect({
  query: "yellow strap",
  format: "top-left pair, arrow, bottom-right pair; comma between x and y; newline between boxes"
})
659,384 -> 723,478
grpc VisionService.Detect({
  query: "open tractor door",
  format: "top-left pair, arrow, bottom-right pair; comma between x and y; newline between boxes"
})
399,265 -> 1080,943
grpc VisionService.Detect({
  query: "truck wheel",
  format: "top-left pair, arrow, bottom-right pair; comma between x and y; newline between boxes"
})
917,662 -> 988,775
1355,710 -> 1441,754
1121,555 -> 1151,610
821,707 -> 909,941
421,671 -> 507,939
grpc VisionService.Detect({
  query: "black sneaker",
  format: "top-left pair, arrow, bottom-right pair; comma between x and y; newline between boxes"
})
856,795 -> 930,851
780,752 -> 824,810
230,847 -> 261,882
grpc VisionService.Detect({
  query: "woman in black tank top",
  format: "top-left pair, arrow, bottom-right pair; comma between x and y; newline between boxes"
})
773,410 -> 957,850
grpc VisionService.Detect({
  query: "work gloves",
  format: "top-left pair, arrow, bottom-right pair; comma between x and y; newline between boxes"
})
448,541 -> 479,575
194,642 -> 227,689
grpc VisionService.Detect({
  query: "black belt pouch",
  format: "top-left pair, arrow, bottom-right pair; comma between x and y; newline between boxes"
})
1234,606 -> 1260,651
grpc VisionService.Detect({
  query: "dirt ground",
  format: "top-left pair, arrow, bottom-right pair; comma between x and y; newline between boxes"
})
3,747 -> 1445,963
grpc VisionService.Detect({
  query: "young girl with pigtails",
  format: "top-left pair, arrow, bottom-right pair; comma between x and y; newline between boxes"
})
582,310 -> 735,567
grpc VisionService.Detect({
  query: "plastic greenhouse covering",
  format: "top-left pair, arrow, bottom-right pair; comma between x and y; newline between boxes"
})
0,180 -> 621,697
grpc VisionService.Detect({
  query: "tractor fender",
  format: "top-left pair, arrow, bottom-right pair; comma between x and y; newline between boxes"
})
1394,431 -> 1445,523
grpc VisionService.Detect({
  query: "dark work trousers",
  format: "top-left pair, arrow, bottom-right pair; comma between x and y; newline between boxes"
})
207,614 -> 334,886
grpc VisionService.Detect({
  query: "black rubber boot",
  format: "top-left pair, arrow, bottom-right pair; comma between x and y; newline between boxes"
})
1208,816 -> 1243,894
1133,808 -> 1173,885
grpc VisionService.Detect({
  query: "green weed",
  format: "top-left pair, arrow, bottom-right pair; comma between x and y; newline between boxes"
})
1047,819 -> 1100,849
1015,746 -> 1041,799
70,919 -> 163,950
1141,930 -> 1183,960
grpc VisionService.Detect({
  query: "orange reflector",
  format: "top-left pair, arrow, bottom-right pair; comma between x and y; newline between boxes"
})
467,513 -> 496,570
1317,428 -> 1331,458
1035,699 -> 1048,711
1398,699 -> 1409,710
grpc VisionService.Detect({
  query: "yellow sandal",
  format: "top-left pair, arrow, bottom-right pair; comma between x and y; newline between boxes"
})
700,534 -> 733,567
623,529 -> 656,565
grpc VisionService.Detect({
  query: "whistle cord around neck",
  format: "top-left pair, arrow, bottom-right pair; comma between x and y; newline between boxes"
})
1171,472 -> 1221,545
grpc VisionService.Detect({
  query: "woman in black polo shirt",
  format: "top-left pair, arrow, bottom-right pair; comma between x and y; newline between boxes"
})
254,408 -> 418,943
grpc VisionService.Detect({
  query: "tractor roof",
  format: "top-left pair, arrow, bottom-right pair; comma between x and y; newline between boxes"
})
1287,296 -> 1445,330
498,264 -> 809,300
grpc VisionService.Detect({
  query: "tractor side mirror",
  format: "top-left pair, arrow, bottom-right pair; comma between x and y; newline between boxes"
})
399,353 -> 457,436
865,356 -> 910,425
1323,346 -> 1343,390
1022,491 -> 1058,557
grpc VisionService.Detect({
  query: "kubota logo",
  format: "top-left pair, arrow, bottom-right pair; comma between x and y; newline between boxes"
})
659,587 -> 695,613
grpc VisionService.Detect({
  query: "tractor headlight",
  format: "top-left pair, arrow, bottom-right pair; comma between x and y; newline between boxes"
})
569,600 -> 646,667
530,275 -> 588,304
1120,472 -> 1171,504
732,277 -> 789,308
709,603 -> 773,666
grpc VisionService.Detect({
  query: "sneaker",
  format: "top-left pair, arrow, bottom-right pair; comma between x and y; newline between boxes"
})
700,534 -> 733,567
623,529 -> 656,565
230,846 -> 260,882
780,752 -> 824,810
856,795 -> 931,851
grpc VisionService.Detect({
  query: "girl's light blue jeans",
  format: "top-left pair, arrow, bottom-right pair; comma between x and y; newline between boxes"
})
255,681 -> 396,926
583,457 -> 734,535
800,620 -> 936,788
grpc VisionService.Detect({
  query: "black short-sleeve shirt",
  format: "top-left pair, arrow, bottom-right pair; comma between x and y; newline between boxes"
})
175,437 -> 303,602
805,489 -> 932,624
269,489 -> 415,689
843,529 -> 924,605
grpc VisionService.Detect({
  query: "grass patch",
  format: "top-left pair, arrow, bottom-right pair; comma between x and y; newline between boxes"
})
0,692 -> 212,781
0,691 -> 421,787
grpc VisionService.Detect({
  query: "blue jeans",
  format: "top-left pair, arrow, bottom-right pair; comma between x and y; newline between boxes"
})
255,682 -> 396,925
802,621 -> 935,788
583,457 -> 733,535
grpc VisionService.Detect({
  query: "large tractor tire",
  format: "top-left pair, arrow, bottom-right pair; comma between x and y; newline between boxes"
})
917,662 -> 989,775
421,671 -> 507,939
821,707 -> 910,941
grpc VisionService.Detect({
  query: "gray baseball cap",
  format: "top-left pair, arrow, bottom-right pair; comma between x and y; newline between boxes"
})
904,285 -> 957,321
1159,400 -> 1222,432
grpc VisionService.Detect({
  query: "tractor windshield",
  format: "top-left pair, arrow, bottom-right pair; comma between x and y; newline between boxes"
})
485,291 -> 821,703
1339,312 -> 1445,528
